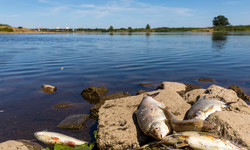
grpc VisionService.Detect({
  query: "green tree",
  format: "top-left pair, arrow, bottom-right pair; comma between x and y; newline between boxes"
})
128,27 -> 132,30
213,15 -> 230,26
109,25 -> 114,31
145,24 -> 150,29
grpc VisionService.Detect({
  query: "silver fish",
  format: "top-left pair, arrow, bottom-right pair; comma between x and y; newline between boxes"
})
135,92 -> 171,140
186,96 -> 235,120
34,131 -> 86,146
142,131 -> 248,150
162,106 -> 215,132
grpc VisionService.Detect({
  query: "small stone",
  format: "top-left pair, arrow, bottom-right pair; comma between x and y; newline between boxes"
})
138,83 -> 153,86
57,114 -> 89,130
53,102 -> 72,109
198,78 -> 215,82
41,84 -> 57,94
101,92 -> 131,101
81,86 -> 109,104
90,103 -> 103,120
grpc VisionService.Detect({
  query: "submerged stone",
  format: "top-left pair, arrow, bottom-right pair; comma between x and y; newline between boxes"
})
41,84 -> 57,94
57,114 -> 89,130
80,86 -> 108,104
198,78 -> 215,82
53,102 -> 72,109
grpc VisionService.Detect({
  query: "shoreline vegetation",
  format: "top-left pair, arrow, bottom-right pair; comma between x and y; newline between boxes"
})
1,24 -> 250,34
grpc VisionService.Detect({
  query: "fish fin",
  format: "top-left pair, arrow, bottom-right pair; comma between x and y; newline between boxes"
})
204,105 -> 214,113
198,95 -> 206,100
178,135 -> 190,140
160,106 -> 176,121
66,141 -> 76,146
144,92 -> 160,98
51,137 -> 60,141
225,101 -> 236,107
175,141 -> 189,148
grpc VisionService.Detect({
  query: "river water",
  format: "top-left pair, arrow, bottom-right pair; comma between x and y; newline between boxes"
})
0,32 -> 250,142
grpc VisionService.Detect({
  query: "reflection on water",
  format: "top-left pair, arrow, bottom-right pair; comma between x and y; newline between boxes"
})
212,33 -> 227,50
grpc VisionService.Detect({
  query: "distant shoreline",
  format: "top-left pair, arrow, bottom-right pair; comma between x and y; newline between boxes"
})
1,30 -> 250,35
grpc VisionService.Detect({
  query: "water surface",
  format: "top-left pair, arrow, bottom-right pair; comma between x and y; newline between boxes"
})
0,32 -> 250,142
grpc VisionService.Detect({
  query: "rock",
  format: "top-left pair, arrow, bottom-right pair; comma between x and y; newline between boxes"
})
198,78 -> 215,82
97,88 -> 190,149
138,83 -> 153,86
53,102 -> 72,109
57,114 -> 89,130
228,85 -> 250,101
157,81 -> 186,92
0,140 -> 43,150
80,86 -> 109,104
184,83 -> 202,92
101,92 -> 131,101
90,103 -> 103,121
135,90 -> 148,95
90,92 -> 131,120
206,111 -> 250,147
200,85 -> 250,115
41,84 -> 57,94
183,89 -> 206,105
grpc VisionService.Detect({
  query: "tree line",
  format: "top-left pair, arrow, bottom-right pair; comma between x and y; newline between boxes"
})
2,15 -> 250,33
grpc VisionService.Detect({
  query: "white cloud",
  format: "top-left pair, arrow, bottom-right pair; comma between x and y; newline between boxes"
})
80,4 -> 96,8
36,0 -> 193,19
75,1 -> 193,18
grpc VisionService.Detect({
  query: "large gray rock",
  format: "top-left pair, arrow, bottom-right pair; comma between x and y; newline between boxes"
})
207,111 -> 250,147
90,92 -> 131,120
0,140 -> 43,150
97,88 -> 190,149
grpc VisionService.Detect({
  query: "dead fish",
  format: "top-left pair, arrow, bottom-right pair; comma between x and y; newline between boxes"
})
34,131 -> 86,146
162,107 -> 215,132
142,131 -> 248,150
41,84 -> 57,94
135,92 -> 171,140
186,96 -> 235,120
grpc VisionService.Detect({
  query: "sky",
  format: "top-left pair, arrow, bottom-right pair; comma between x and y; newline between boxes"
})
0,0 -> 250,29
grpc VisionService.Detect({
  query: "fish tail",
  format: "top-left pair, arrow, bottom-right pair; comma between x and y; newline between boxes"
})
225,101 -> 236,107
144,92 -> 160,98
202,120 -> 215,131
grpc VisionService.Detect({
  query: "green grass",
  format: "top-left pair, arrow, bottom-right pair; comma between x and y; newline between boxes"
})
0,27 -> 13,32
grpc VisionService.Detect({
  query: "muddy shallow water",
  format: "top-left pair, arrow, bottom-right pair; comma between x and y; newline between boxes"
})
0,32 -> 250,142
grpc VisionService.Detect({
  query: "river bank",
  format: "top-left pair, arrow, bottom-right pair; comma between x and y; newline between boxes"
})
97,81 -> 250,149
0,81 -> 249,149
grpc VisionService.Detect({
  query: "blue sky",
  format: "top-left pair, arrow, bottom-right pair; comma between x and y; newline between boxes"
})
1,0 -> 250,28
